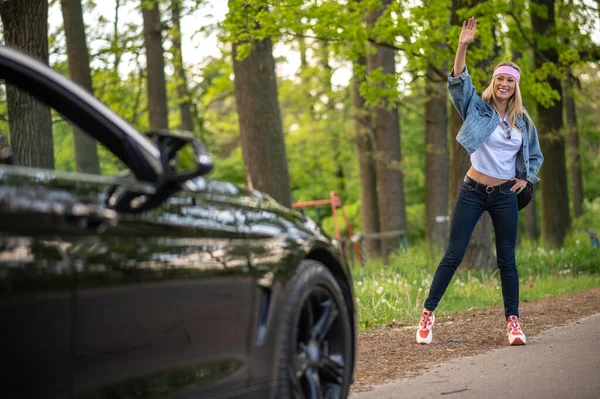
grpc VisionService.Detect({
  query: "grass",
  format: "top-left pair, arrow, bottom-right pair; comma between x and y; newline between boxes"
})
352,201 -> 600,331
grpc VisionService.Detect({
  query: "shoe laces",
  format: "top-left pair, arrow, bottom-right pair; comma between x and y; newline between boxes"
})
507,316 -> 523,334
419,311 -> 434,331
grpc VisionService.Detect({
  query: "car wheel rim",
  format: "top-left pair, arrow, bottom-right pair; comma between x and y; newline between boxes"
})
291,287 -> 348,399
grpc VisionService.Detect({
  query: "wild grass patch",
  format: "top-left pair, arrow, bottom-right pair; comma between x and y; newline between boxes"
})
352,222 -> 600,331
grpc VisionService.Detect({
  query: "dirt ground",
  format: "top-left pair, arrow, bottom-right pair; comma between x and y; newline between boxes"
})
351,287 -> 600,393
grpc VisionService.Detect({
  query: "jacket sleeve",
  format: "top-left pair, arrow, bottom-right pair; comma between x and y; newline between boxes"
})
447,66 -> 478,121
526,119 -> 544,185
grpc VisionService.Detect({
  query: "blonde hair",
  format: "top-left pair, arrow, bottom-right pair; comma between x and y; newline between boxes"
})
481,62 -> 532,132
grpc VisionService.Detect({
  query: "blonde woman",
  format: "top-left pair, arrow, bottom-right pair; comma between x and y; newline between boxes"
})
416,17 -> 543,346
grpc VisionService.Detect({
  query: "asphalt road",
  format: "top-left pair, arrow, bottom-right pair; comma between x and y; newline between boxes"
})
351,312 -> 600,399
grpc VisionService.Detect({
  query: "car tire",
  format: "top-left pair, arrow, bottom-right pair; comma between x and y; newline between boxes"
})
275,259 -> 354,399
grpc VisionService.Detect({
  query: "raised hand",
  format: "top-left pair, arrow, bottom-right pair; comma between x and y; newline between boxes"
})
458,17 -> 477,46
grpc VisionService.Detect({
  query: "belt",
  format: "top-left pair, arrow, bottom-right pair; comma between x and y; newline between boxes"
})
463,175 -> 514,194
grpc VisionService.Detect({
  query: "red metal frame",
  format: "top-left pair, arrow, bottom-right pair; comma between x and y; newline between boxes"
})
292,191 -> 363,263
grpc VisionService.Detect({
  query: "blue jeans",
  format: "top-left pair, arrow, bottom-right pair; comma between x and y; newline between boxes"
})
424,179 -> 520,318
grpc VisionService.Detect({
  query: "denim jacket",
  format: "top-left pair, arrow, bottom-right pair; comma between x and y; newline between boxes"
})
448,67 -> 544,185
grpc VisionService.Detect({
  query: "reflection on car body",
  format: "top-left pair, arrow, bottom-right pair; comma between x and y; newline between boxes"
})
0,45 -> 356,399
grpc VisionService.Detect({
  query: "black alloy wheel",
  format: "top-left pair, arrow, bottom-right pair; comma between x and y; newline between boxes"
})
276,260 -> 353,399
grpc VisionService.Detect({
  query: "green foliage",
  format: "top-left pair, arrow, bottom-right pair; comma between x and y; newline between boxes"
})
405,203 -> 425,243
52,116 -> 128,176
558,48 -> 580,65
53,120 -> 76,172
360,68 -> 400,108
528,79 -> 562,108
208,147 -> 245,185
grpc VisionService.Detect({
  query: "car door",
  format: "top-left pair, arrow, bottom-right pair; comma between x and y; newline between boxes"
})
0,172 -> 79,399
71,187 -> 254,399
0,168 -> 153,399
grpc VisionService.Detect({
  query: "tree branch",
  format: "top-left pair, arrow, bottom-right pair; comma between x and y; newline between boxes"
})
577,45 -> 600,62
367,37 -> 404,51
508,4 -> 599,64
506,10 -> 552,64
280,31 -> 407,52
428,63 -> 447,81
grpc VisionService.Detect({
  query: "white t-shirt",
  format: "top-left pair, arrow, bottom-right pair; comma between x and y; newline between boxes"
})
470,115 -> 523,180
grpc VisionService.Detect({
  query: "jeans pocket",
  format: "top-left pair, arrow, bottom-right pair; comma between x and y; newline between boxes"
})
461,182 -> 474,192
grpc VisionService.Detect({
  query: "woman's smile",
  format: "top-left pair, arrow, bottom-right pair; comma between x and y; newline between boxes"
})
494,74 -> 516,100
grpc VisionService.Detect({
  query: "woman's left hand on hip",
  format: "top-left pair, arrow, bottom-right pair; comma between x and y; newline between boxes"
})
510,178 -> 528,193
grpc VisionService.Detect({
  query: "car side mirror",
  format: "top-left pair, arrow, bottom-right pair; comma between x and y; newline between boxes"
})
148,130 -> 214,184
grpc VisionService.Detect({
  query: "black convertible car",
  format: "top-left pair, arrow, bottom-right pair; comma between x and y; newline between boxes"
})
0,45 -> 356,399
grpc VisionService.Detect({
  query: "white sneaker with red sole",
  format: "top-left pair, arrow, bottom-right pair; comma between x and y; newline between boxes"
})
416,310 -> 435,344
507,315 -> 526,345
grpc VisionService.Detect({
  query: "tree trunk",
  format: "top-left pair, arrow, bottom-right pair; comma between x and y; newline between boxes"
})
367,0 -> 407,262
353,57 -> 381,260
171,0 -> 195,132
299,36 -> 307,69
112,0 -> 123,74
142,0 -> 169,131
320,44 -> 345,195
60,0 -> 100,174
524,191 -> 539,240
531,0 -> 571,246
424,63 -> 449,250
0,0 -> 54,169
232,38 -> 292,207
564,71 -> 583,218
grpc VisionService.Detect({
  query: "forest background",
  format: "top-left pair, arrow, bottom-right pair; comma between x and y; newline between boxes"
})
1,0 -> 599,266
